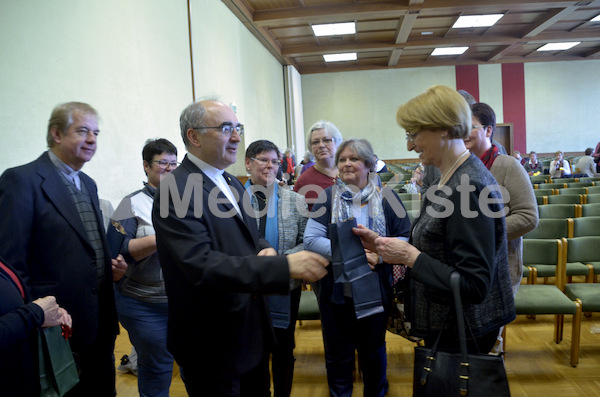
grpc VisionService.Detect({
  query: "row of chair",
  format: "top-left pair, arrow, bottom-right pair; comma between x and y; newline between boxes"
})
534,181 -> 597,190
536,194 -> 600,205
538,203 -> 600,218
534,186 -> 600,196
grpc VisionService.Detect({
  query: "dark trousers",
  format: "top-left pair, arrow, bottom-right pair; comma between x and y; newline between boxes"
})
319,297 -> 389,397
180,351 -> 271,397
271,286 -> 301,397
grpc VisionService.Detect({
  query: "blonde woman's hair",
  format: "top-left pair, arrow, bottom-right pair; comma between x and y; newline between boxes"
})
396,85 -> 472,139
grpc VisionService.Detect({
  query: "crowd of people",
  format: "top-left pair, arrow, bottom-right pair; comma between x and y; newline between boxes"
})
2,86 -> 594,397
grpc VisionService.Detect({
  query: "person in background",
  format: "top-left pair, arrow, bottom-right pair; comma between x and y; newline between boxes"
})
300,151 -> 315,174
465,102 -> 538,352
244,140 -> 308,397
457,89 -> 507,155
512,151 -> 527,166
549,150 -> 572,179
575,148 -> 596,177
1,257 -> 72,397
293,121 -> 343,210
152,99 -> 328,396
355,85 -> 515,355
0,101 -> 127,397
304,138 -> 411,397
524,151 -> 544,176
281,148 -> 296,185
592,142 -> 600,173
109,138 -> 179,397
374,154 -> 389,173
403,164 -> 424,194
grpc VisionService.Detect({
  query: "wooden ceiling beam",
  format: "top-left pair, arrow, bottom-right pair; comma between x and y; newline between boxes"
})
388,49 -> 404,66
395,11 -> 420,44
522,6 -> 579,38
487,42 -> 523,62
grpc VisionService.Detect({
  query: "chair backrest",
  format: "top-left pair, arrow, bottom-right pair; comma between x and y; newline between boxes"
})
586,186 -> 600,195
530,174 -> 550,184
585,194 -> 600,204
536,196 -> 548,205
537,182 -> 568,190
562,236 -> 600,267
534,188 -> 556,197
581,203 -> 600,217
378,172 -> 395,183
396,192 -> 420,202
523,238 -> 566,289
580,177 -> 600,183
559,187 -> 587,195
567,182 -> 594,188
402,200 -> 422,211
552,178 -> 577,184
524,218 -> 571,239
547,194 -> 584,205
570,216 -> 600,237
538,204 -> 580,219
407,209 -> 420,223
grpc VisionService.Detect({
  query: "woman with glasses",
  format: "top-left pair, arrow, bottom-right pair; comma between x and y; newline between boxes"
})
304,138 -> 411,397
108,138 -> 179,397
244,140 -> 308,397
355,86 -> 515,357
293,121 -> 343,210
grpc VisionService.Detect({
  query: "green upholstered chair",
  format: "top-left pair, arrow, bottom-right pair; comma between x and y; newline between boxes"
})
513,238 -> 582,367
562,236 -> 600,283
579,177 -> 600,183
407,209 -> 420,223
581,204 -> 600,217
524,218 -> 570,240
558,187 -> 587,196
378,172 -> 395,184
585,186 -> 600,195
297,290 -> 320,324
565,283 -> 600,314
552,178 -> 577,184
569,216 -> 600,238
396,192 -> 420,202
567,182 -> 595,188
530,174 -> 550,184
534,188 -> 556,197
585,194 -> 600,204
538,204 -> 580,219
536,196 -> 548,206
402,200 -> 421,211
536,182 -> 567,190
547,194 -> 584,205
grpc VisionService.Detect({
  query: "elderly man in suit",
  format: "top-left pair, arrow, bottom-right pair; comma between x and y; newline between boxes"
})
152,99 -> 328,396
0,102 -> 126,396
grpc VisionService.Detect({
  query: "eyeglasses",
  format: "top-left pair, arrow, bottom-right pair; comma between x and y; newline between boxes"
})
405,132 -> 419,142
152,160 -> 180,169
471,124 -> 485,130
311,137 -> 334,146
251,158 -> 280,167
193,123 -> 244,137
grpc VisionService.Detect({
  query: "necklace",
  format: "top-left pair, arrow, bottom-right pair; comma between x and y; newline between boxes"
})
438,150 -> 469,187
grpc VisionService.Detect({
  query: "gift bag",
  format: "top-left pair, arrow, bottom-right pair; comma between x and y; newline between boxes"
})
38,326 -> 79,397
413,273 -> 510,397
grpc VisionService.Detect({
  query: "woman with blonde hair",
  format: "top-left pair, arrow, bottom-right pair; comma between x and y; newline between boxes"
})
355,85 -> 515,354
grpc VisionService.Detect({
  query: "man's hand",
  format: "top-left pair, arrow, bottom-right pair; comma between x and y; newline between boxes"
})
352,224 -> 379,252
365,249 -> 379,270
111,254 -> 128,282
258,247 -> 277,256
375,237 -> 421,268
287,251 -> 328,282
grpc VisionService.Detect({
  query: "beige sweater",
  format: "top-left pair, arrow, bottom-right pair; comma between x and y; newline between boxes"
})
490,155 -> 539,291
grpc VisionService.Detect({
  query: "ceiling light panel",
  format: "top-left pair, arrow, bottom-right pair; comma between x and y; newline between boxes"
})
431,47 -> 468,56
591,15 -> 600,22
537,42 -> 581,51
323,53 -> 357,62
312,22 -> 356,37
452,14 -> 504,28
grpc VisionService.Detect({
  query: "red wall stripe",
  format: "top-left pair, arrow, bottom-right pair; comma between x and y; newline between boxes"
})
455,64 -> 479,102
501,63 -> 526,153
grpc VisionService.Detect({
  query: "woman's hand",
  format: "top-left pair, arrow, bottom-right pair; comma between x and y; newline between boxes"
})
258,247 -> 278,256
365,249 -> 379,270
352,224 -> 379,252
374,237 -> 421,268
111,254 -> 128,282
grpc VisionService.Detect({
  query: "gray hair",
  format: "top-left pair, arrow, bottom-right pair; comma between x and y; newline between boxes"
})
47,102 -> 98,148
335,138 -> 376,172
306,120 -> 343,150
179,97 -> 219,148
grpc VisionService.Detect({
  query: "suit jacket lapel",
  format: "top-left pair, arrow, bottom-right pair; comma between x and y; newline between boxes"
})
37,153 -> 92,249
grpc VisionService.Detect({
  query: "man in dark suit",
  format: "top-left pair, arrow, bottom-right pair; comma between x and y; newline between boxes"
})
0,102 -> 127,396
152,99 -> 328,396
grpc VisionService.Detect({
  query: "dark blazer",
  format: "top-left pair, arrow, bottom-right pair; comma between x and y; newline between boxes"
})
0,257 -> 44,397
152,155 -> 290,375
0,152 -> 118,354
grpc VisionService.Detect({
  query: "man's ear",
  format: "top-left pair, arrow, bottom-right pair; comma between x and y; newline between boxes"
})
187,129 -> 201,147
50,126 -> 62,145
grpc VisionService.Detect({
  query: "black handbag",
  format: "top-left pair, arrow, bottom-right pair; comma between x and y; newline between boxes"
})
387,275 -> 421,342
413,272 -> 510,397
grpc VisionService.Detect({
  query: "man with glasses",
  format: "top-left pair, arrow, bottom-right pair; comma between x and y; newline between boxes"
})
0,101 -> 127,396
152,99 -> 328,396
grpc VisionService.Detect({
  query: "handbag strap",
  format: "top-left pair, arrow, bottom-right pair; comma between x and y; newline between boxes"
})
450,271 -> 469,396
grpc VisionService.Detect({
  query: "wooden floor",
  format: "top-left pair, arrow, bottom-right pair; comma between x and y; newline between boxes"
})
115,311 -> 600,396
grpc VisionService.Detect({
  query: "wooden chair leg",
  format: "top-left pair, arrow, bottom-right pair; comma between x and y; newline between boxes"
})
570,299 -> 582,367
554,314 -> 564,343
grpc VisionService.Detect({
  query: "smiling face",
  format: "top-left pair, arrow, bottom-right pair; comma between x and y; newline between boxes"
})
463,116 -> 492,157
194,101 -> 241,170
310,128 -> 338,166
406,129 -> 445,167
245,149 -> 279,187
337,146 -> 370,189
144,152 -> 178,188
50,111 -> 98,170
